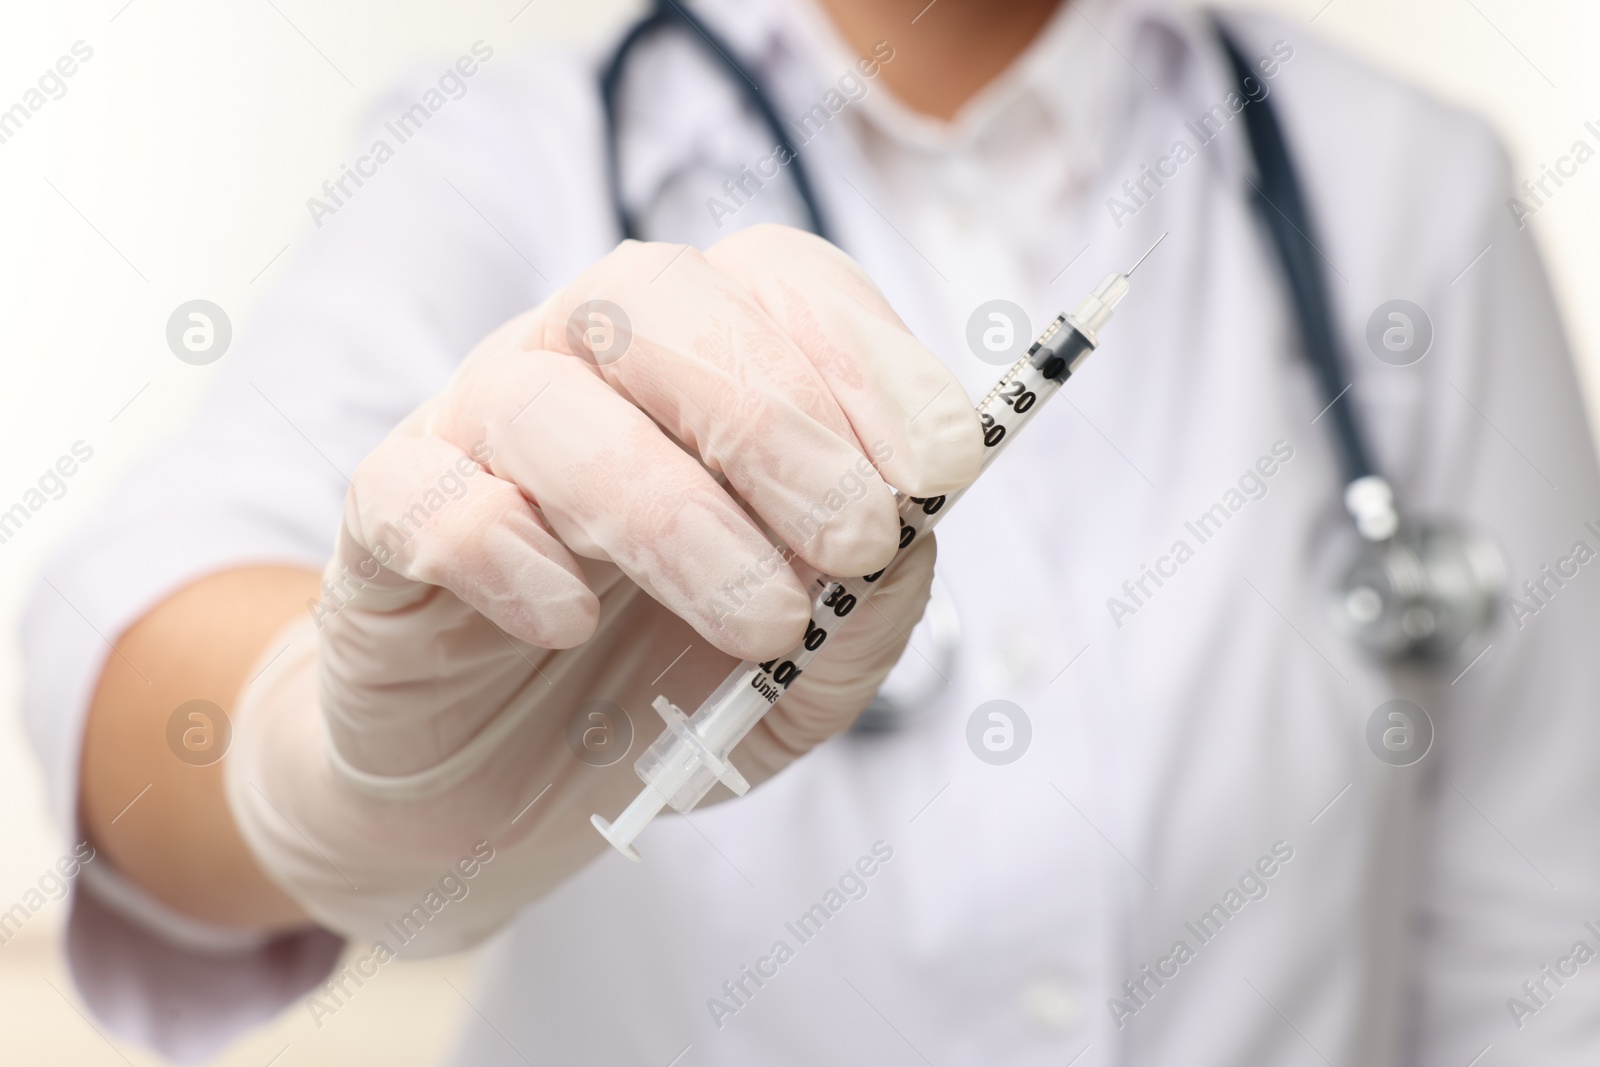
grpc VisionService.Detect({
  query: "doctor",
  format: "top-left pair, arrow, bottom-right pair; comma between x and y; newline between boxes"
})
24,0 -> 1600,1063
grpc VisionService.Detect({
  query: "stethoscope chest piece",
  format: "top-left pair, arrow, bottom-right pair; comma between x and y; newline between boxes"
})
1335,519 -> 1506,659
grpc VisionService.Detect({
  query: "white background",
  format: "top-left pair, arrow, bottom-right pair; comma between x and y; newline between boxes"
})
0,0 -> 1594,1062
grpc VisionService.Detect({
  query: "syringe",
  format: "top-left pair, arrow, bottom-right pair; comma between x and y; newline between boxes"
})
592,240 -> 1162,859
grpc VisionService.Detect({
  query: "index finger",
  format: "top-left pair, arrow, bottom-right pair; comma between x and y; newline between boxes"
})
704,225 -> 983,498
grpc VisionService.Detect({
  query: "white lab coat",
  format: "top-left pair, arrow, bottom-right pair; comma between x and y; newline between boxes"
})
23,0 -> 1600,1064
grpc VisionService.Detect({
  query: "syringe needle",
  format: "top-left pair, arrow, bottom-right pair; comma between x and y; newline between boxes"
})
1126,232 -> 1168,276
592,264 -> 1141,860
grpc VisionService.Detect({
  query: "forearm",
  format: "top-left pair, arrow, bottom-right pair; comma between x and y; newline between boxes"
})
80,565 -> 322,930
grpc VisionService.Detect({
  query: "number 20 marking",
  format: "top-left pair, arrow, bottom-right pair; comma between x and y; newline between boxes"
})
1002,381 -> 1036,413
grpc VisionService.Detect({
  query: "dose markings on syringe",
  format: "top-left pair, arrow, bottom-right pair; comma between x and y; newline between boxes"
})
739,353 -> 1062,706
600,271 -> 1137,851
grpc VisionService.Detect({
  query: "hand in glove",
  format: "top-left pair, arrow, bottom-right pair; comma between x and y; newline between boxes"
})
226,225 -> 982,954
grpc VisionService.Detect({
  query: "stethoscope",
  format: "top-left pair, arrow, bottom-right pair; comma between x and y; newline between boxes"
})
600,1 -> 1507,725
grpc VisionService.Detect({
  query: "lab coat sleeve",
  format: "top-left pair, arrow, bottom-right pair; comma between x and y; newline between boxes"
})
18,50 -> 611,1062
1395,124 -> 1600,1064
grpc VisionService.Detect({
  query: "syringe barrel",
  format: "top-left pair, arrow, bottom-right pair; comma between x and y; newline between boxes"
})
595,304 -> 1112,857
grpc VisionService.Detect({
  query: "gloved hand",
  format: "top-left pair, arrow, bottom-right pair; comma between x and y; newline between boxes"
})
225,225 -> 982,955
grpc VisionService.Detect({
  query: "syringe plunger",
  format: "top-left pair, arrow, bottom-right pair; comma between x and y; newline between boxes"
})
590,262 -> 1143,861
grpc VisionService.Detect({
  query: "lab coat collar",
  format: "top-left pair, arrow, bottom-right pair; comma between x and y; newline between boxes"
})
680,0 -> 1256,191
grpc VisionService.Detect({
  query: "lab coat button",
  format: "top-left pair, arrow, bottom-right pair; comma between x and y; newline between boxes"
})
994,627 -> 1041,685
1022,978 -> 1081,1030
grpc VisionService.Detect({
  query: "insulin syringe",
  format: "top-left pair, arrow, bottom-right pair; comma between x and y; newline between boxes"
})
591,241 -> 1160,860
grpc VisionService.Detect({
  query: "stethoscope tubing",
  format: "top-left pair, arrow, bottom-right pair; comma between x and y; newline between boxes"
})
600,0 -> 832,243
596,5 -> 1503,666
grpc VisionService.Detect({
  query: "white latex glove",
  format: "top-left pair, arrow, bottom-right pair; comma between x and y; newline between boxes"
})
226,225 -> 982,955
